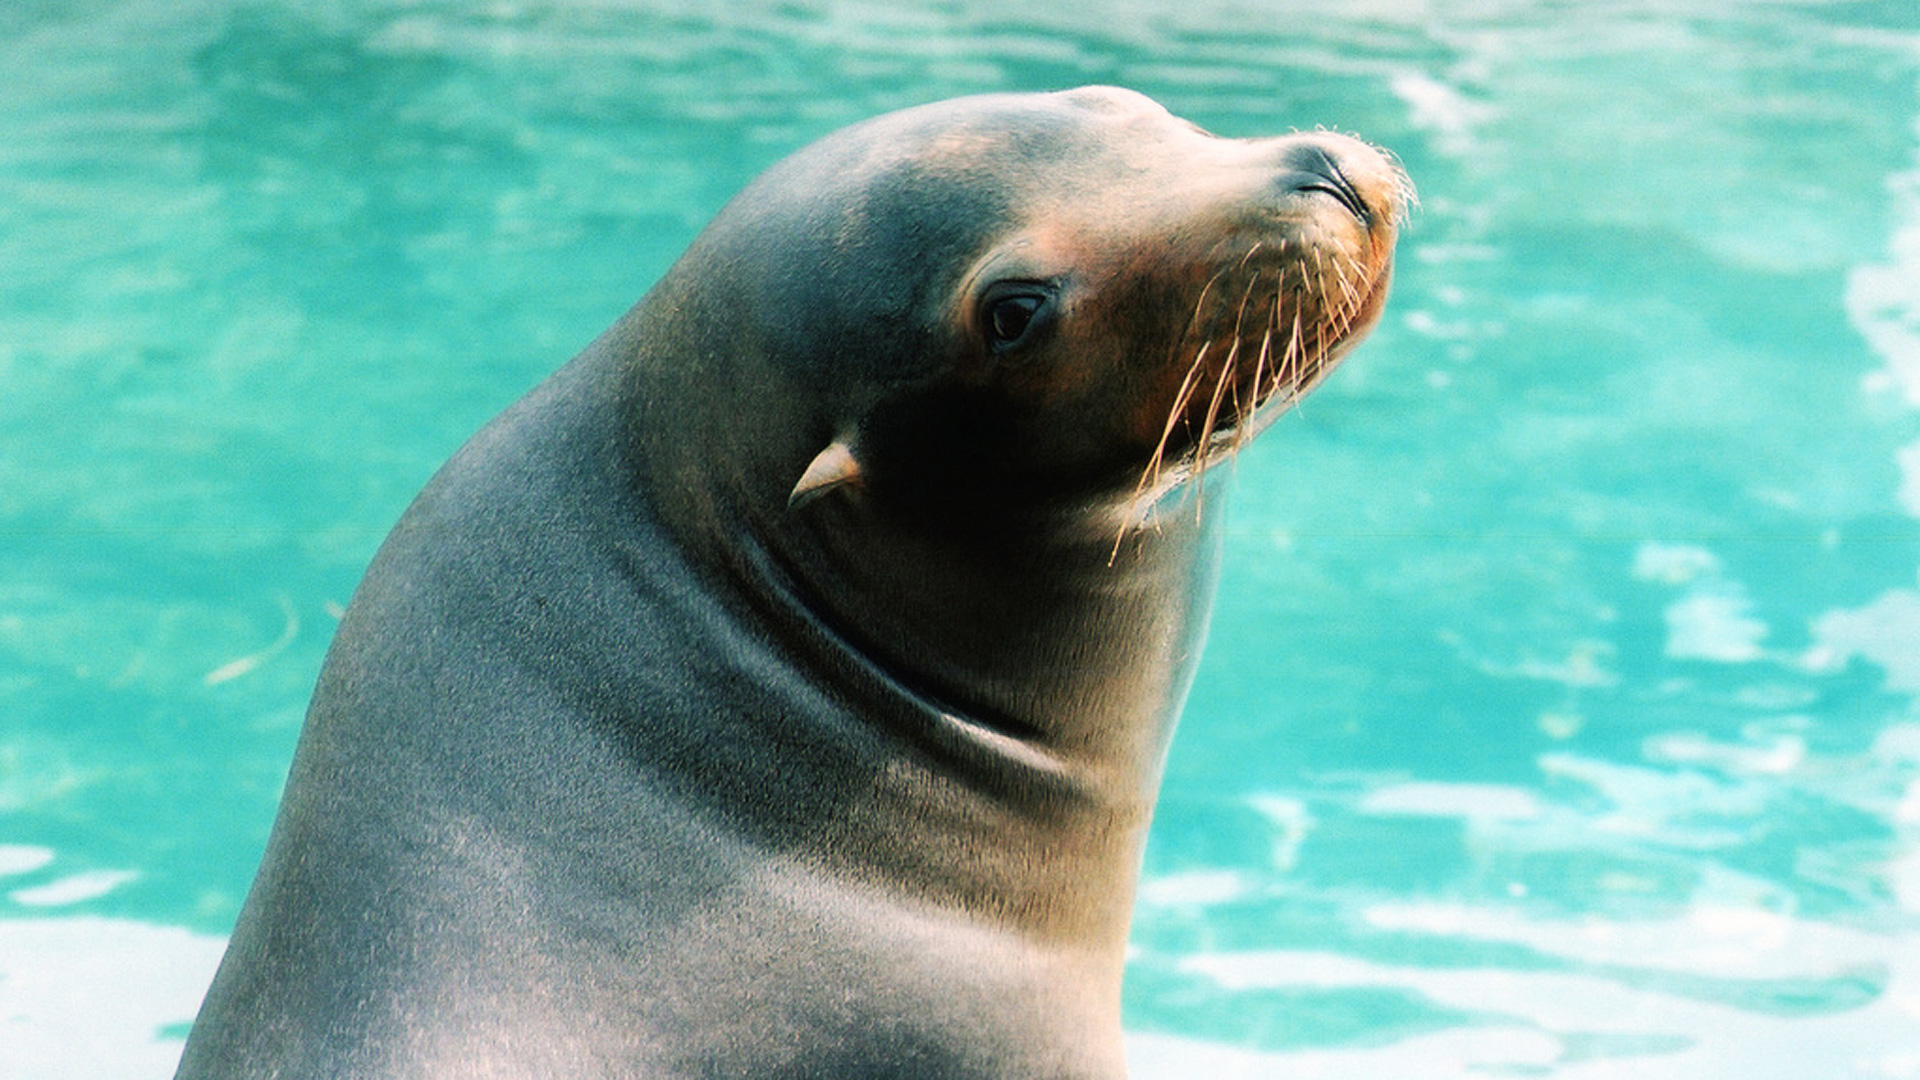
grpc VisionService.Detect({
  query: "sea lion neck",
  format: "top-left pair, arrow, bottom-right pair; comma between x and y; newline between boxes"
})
615,286 -> 1224,946
620,280 -> 1221,810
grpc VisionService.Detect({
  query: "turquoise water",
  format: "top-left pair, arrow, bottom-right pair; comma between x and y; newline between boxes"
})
5,0 -> 1920,1075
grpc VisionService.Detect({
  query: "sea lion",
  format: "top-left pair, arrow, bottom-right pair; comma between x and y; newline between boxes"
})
175,86 -> 1408,1079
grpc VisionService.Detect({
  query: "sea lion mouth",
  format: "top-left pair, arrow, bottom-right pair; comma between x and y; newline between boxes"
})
1112,139 -> 1409,525
1122,236 -> 1388,519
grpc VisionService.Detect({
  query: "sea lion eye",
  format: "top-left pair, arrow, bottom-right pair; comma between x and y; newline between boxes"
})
980,282 -> 1056,354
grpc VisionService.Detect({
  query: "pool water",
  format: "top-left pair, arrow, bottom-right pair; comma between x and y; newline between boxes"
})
5,1 -> 1920,1076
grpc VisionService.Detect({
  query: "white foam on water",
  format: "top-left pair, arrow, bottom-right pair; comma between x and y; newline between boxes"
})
1848,129 -> 1920,416
1358,781 -> 1544,823
1136,869 -> 1257,909
1823,66 -> 1920,695
1630,543 -> 1723,587
1159,901 -> 1920,1079
1809,586 -> 1920,694
1661,586 -> 1769,664
1387,71 -> 1498,158
1643,729 -> 1806,777
1129,1026 -> 1568,1080
9,870 -> 142,908
1246,794 -> 1313,872
1533,751 -> 1768,849
0,845 -> 56,877
0,918 -> 226,1080
1362,900 -> 1872,981
1628,543 -> 1774,664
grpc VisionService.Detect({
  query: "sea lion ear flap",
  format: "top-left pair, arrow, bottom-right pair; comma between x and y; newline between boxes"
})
787,437 -> 863,510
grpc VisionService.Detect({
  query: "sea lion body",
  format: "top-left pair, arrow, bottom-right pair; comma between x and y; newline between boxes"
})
177,87 -> 1407,1078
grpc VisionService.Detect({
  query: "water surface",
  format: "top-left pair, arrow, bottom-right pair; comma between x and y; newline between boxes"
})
4,1 -> 1919,1076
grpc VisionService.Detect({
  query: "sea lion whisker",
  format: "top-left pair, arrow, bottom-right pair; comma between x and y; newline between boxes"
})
1179,264 -> 1234,343
1268,280 -> 1293,397
1133,255 -> 1241,513
1136,339 -> 1213,501
1286,310 -> 1306,394
1276,305 -> 1299,398
1249,303 -> 1276,407
1180,251 -> 1263,458
1341,256 -> 1368,312
1241,326 -> 1276,446
1313,292 -> 1331,366
1114,336 -> 1216,559
1334,263 -> 1361,311
1192,296 -> 1252,503
1215,267 -> 1265,428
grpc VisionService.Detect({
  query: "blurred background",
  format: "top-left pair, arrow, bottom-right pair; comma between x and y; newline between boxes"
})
3,1 -> 1918,1076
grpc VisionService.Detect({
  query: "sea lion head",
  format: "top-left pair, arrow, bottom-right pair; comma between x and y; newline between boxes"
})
623,85 -> 1407,796
631,85 -> 1407,539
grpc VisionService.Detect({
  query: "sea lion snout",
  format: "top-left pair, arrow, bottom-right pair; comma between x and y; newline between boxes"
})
1276,142 -> 1373,223
1261,134 -> 1410,234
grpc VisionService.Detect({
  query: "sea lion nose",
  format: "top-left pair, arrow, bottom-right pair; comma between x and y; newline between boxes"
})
1278,142 -> 1371,224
